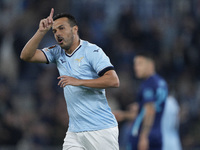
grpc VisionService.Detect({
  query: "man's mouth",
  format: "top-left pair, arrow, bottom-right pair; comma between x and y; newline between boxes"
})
57,37 -> 64,44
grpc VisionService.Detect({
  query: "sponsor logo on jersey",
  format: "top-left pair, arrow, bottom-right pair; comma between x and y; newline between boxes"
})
60,59 -> 66,63
93,49 -> 99,52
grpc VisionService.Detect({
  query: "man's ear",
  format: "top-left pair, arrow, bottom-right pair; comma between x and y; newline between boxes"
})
73,26 -> 78,34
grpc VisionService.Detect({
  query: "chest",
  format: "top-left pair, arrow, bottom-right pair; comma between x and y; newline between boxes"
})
56,54 -> 96,79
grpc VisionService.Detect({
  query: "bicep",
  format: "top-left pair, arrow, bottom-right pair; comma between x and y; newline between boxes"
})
28,49 -> 48,63
103,70 -> 120,87
104,70 -> 119,83
104,70 -> 118,78
144,102 -> 155,116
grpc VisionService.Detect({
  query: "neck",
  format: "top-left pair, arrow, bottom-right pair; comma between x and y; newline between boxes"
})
65,36 -> 80,54
145,71 -> 155,79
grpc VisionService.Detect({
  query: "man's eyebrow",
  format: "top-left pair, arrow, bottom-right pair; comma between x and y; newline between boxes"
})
56,25 -> 64,29
52,25 -> 64,31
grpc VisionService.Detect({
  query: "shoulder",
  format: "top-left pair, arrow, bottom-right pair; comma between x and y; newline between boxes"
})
141,75 -> 161,90
142,77 -> 156,88
81,40 -> 107,62
82,40 -> 102,53
43,44 -> 62,54
147,74 -> 167,87
155,75 -> 168,88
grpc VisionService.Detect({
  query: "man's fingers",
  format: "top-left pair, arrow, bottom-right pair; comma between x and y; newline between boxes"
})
58,76 -> 68,87
38,9 -> 54,32
57,76 -> 66,79
47,17 -> 53,24
41,18 -> 51,27
58,80 -> 67,88
58,81 -> 65,87
45,19 -> 49,27
49,8 -> 54,19
58,79 -> 63,86
41,19 -> 47,29
57,76 -> 73,87
60,81 -> 64,87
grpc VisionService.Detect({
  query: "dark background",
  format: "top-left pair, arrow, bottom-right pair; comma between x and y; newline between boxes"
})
0,0 -> 200,149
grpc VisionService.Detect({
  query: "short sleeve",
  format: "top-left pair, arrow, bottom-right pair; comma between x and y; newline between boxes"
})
86,47 -> 114,76
41,45 -> 59,64
142,87 -> 155,103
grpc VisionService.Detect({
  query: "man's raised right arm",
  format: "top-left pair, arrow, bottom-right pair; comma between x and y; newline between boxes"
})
20,8 -> 54,63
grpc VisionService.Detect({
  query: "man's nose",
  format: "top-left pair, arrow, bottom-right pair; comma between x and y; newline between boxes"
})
55,31 -> 61,37
56,33 -> 61,38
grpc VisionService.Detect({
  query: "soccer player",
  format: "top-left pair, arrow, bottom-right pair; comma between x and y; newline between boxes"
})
114,51 -> 168,150
20,8 -> 120,150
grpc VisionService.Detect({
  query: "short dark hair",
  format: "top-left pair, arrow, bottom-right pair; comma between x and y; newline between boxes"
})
53,13 -> 78,27
135,51 -> 155,61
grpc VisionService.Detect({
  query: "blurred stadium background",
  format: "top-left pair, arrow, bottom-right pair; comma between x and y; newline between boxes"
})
0,0 -> 200,150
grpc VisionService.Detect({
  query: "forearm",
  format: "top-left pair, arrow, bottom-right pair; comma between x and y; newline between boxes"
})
140,115 -> 154,137
20,30 -> 46,61
58,70 -> 120,89
140,104 -> 155,137
123,111 -> 137,120
80,72 -> 119,88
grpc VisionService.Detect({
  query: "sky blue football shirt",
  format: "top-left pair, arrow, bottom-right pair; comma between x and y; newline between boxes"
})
41,40 -> 118,132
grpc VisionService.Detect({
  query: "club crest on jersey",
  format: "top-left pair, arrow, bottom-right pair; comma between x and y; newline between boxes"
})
75,57 -> 84,66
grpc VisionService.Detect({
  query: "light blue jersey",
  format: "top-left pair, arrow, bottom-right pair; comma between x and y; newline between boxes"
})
41,40 -> 118,132
162,96 -> 182,150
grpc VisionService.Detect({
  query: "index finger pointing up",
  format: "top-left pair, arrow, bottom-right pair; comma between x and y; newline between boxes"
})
49,8 -> 54,18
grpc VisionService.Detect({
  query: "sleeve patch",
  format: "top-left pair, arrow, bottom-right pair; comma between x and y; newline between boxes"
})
143,88 -> 154,101
48,45 -> 56,49
44,48 -> 50,52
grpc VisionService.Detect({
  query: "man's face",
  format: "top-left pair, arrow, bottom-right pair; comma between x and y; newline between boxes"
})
52,17 -> 76,50
134,56 -> 151,79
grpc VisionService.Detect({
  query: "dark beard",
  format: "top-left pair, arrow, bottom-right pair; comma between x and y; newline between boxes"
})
61,44 -> 71,51
62,37 -> 73,51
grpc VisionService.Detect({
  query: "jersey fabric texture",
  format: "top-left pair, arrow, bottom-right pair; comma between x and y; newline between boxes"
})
41,40 -> 118,132
128,74 -> 168,150
162,96 -> 182,150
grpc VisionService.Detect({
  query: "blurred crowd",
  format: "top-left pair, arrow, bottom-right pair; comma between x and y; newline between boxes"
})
0,0 -> 200,150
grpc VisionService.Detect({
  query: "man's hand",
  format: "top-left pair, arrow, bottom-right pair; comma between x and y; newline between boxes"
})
20,8 -> 54,63
39,8 -> 54,33
113,111 -> 126,122
113,103 -> 139,122
57,76 -> 82,87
